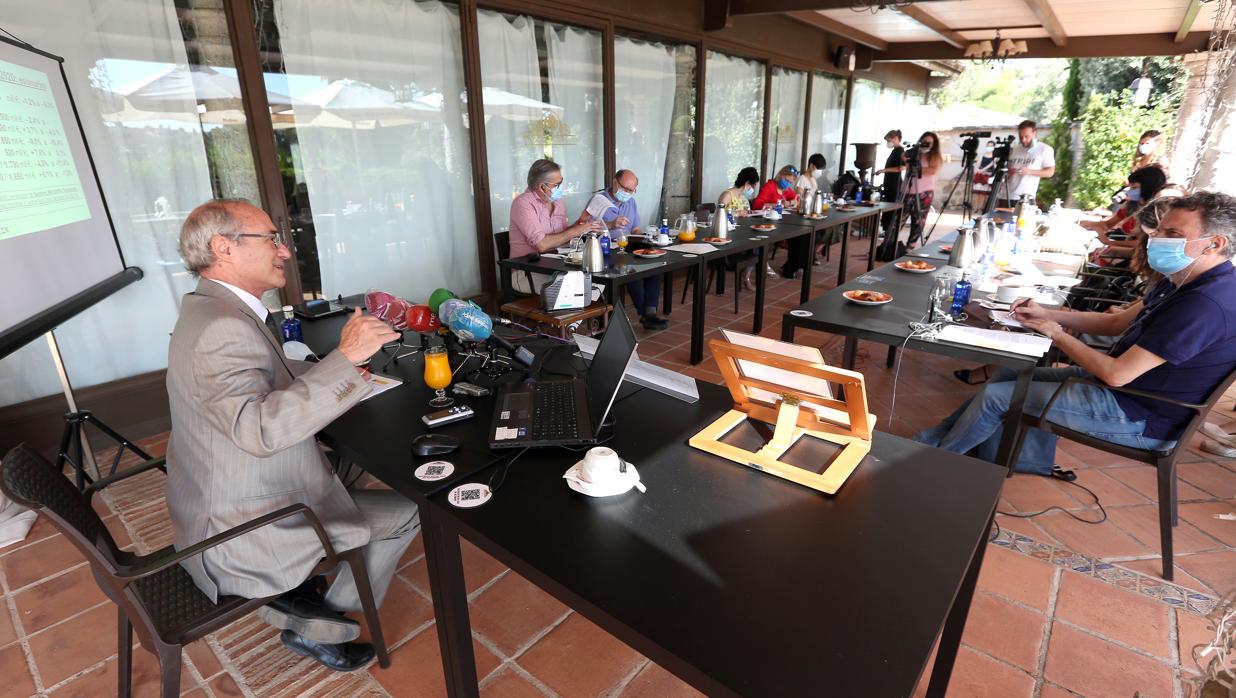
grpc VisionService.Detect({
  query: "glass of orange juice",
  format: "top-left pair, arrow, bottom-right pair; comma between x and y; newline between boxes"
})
616,233 -> 629,251
424,345 -> 453,407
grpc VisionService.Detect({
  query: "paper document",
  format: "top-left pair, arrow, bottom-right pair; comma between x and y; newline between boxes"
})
664,243 -> 718,254
934,325 -> 1051,357
990,310 -> 1024,328
574,335 -> 699,403
585,193 -> 616,220
362,373 -> 404,401
719,330 -> 834,413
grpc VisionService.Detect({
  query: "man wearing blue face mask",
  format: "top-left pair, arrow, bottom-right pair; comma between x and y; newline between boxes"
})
915,192 -> 1236,478
509,159 -> 604,293
593,169 -> 668,329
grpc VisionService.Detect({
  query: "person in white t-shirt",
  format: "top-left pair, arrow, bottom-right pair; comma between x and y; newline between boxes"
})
999,119 -> 1056,208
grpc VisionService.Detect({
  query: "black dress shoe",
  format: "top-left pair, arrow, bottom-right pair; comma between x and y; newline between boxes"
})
640,315 -> 668,330
280,630 -> 374,672
259,590 -> 361,644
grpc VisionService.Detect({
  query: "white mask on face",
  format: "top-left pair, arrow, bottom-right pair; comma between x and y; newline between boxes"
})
1138,142 -> 1155,155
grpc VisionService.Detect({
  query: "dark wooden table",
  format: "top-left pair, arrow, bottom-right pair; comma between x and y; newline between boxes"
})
304,317 -> 1006,698
781,256 -> 1039,470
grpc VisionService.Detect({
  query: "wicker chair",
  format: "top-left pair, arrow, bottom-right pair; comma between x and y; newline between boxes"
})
1005,367 -> 1236,581
0,444 -> 389,698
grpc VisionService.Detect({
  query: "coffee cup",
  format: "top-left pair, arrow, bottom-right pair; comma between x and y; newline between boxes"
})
995,285 -> 1031,303
580,447 -> 622,483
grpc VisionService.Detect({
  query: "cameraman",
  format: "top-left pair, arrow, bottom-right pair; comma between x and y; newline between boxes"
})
875,130 -> 905,238
905,131 -> 942,247
1000,120 -> 1056,209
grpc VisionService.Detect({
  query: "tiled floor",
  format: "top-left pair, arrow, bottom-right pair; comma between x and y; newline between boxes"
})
2,232 -> 1234,697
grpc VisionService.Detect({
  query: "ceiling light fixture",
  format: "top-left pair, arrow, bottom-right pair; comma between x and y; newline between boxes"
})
963,30 -> 1028,63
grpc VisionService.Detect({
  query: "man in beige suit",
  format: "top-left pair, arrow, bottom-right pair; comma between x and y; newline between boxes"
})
166,199 -> 415,671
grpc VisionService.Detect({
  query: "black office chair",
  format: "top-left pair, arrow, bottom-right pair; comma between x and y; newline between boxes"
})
1004,367 -> 1236,581
494,230 -> 611,337
0,444 -> 390,698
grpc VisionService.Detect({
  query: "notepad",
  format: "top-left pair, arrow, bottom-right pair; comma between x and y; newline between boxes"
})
585,193 -> 616,219
934,325 -> 1052,357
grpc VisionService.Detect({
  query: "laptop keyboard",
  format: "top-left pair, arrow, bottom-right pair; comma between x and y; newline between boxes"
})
531,381 -> 579,441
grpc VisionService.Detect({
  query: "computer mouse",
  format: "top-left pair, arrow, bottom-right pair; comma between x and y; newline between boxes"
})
413,433 -> 459,457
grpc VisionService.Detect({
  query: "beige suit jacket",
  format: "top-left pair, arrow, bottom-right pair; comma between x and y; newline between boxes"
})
166,278 -> 372,601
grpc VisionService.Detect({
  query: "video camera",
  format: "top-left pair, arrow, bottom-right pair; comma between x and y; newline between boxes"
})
957,131 -> 991,169
903,138 -> 932,176
991,134 -> 1016,173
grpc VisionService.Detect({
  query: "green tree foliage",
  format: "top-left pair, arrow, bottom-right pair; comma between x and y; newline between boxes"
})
930,59 -> 1067,123
1071,91 -> 1176,209
1038,60 -> 1082,205
1078,57 -> 1189,108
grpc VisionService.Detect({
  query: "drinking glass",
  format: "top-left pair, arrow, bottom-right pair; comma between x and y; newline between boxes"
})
423,346 -> 453,407
616,232 -> 629,251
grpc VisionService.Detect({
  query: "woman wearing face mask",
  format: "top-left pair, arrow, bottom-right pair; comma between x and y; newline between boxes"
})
1131,130 -> 1166,174
717,167 -> 761,216
752,165 -> 801,213
904,131 -> 942,247
1082,166 -> 1168,249
874,130 -> 905,238
796,153 -> 829,202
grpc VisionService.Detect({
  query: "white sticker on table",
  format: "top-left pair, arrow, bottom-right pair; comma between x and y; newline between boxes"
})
415,461 -> 455,481
447,483 -> 493,508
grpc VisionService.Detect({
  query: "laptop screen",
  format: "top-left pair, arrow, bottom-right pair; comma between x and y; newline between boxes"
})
585,307 -> 638,426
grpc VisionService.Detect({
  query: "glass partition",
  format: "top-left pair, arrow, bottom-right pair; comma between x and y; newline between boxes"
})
614,36 -> 696,226
701,51 -> 764,205
840,78 -> 881,176
765,67 -> 807,178
478,10 -> 604,233
807,73 -> 846,179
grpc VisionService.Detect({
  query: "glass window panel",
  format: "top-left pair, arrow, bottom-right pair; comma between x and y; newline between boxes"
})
808,73 -> 846,179
614,36 -> 696,227
0,0 -> 258,407
765,67 -> 806,178
478,10 -> 604,234
702,51 -> 764,204
260,0 -> 481,300
839,78 -> 881,177
874,88 -> 905,184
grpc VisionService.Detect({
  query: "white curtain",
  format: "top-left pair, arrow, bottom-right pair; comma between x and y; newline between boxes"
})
766,67 -> 806,177
477,11 -> 540,233
808,73 -> 846,178
614,37 -> 676,227
276,0 -> 480,300
702,51 -> 764,204
874,88 -> 906,183
545,24 -> 605,221
0,0 -> 217,406
838,78 -> 882,174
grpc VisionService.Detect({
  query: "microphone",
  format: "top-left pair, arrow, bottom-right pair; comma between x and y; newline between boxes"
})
448,305 -> 535,367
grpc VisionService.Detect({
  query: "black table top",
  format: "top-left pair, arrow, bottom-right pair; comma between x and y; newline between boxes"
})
782,255 -> 1040,368
907,228 -> 959,262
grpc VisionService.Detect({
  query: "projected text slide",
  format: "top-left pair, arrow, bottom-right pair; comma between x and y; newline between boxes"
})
0,60 -> 90,241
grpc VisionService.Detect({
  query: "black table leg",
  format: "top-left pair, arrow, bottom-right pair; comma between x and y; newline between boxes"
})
886,346 -> 896,368
995,365 -> 1034,475
690,259 -> 707,364
841,336 -> 858,370
754,245 -> 767,333
500,268 -> 513,304
422,510 -> 480,698
837,222 -> 851,284
780,317 -> 795,342
867,214 -> 880,271
663,272 -> 673,316
925,511 -> 993,698
800,229 -> 817,304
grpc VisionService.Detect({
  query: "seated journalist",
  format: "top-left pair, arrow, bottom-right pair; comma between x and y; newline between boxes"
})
166,199 -> 418,671
592,168 -> 669,329
915,192 -> 1236,476
508,158 -> 604,293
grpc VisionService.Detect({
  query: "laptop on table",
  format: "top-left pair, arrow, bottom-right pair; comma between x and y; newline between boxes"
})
489,307 -> 638,449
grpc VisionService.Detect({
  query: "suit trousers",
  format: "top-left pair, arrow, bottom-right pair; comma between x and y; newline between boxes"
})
324,489 -> 420,612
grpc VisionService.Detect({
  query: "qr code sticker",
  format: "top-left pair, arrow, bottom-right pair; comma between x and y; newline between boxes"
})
459,489 -> 482,501
424,465 -> 446,478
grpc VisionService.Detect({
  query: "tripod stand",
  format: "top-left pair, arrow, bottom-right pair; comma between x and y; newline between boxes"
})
898,162 -> 928,247
983,157 -> 1015,216
928,146 -> 978,239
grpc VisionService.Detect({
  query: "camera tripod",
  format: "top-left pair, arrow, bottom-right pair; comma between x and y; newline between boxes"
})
928,145 -> 978,239
983,149 -> 1016,215
897,163 -> 929,247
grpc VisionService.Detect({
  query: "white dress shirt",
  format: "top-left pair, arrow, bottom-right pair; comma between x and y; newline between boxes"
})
210,279 -> 271,321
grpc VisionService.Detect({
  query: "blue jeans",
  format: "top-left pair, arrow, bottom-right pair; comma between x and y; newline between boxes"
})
626,276 -> 663,316
913,367 -> 1175,474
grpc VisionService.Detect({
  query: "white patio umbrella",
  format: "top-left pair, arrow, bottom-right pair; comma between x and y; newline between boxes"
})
457,86 -> 564,122
287,78 -> 434,128
115,63 -> 293,112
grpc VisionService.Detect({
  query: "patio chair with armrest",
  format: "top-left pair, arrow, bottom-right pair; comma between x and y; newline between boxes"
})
0,444 -> 390,698
494,229 -> 611,338
1004,367 -> 1236,581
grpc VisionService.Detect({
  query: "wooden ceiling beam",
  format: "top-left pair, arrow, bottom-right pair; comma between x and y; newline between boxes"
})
1022,0 -> 1068,47
876,31 -> 1211,60
1175,0 -> 1202,43
729,0 -> 946,15
787,10 -> 888,51
896,5 -> 968,50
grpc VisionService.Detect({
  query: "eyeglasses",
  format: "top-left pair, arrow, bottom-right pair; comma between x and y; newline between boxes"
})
234,232 -> 288,248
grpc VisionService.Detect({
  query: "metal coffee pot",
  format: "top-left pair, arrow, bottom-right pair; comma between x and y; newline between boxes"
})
714,208 -> 732,238
947,225 -> 980,269
580,232 -> 605,272
808,190 -> 826,215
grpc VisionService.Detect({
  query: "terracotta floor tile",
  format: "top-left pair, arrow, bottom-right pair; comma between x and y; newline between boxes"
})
468,570 -> 568,656
1105,504 -> 1226,555
0,599 -> 16,648
12,565 -> 108,635
619,660 -> 705,697
0,643 -> 35,698
1054,571 -> 1172,659
976,545 -> 1056,611
356,577 -> 433,646
1031,510 -> 1153,559
1177,501 -> 1236,547
398,533 -> 426,571
0,532 -> 85,591
993,514 -> 1057,546
400,557 -> 430,596
1044,622 -> 1175,698
518,613 -> 644,697
27,603 -> 118,687
1174,550 -> 1236,594
1119,558 -> 1214,594
1176,461 -> 1236,499
206,671 -> 244,697
939,646 -> 1035,698
1103,467 -> 1212,504
480,668 -> 543,698
999,475 -> 1083,513
50,647 -> 197,697
959,593 -> 1046,672
0,513 -> 58,556
1038,682 -> 1081,698
184,639 -> 223,682
369,625 -> 499,697
1176,609 -> 1217,675
461,540 -> 509,595
1057,441 -> 1142,469
1072,468 -> 1151,506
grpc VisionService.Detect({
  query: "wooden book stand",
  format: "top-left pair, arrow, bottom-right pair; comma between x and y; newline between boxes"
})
688,338 -> 876,494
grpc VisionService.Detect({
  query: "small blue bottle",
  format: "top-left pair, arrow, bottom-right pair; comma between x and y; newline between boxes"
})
855,188 -> 864,203
600,230 -> 611,256
774,202 -> 783,215
949,273 -> 972,318
279,305 -> 303,342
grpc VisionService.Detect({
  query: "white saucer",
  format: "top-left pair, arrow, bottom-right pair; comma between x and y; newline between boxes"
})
563,461 -> 643,497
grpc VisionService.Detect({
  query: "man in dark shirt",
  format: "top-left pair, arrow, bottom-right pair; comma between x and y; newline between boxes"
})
915,192 -> 1236,474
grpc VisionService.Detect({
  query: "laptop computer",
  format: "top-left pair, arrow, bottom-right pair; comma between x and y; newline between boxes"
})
488,307 -> 638,449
